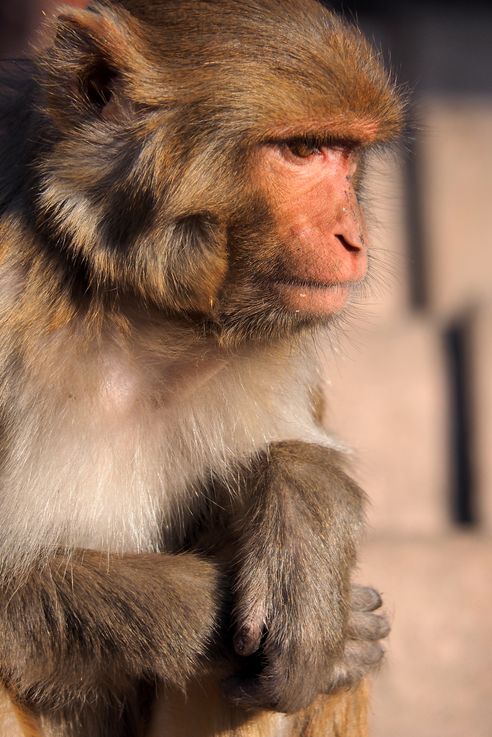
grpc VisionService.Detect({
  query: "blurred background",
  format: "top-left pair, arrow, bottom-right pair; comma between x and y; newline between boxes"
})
1,1 -> 491,735
324,4 -> 492,736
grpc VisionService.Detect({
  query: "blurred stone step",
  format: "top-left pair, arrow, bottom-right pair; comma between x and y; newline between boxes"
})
420,98 -> 492,320
323,316 -> 450,534
362,150 -> 410,322
359,533 -> 492,737
468,302 -> 492,531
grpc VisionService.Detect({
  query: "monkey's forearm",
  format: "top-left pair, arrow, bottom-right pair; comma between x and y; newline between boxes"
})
235,441 -> 364,646
227,441 -> 380,712
0,550 -> 222,708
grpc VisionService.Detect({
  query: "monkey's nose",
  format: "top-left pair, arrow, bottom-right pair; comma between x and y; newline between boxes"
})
335,199 -> 366,253
335,232 -> 363,253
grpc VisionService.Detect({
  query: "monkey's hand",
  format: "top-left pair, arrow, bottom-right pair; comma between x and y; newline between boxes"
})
225,441 -> 389,713
327,583 -> 390,691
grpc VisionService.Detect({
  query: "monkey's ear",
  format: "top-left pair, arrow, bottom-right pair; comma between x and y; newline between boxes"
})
39,7 -> 130,128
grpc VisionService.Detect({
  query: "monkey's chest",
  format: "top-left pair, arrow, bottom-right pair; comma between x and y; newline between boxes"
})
3,347 -> 317,558
30,394 -> 232,553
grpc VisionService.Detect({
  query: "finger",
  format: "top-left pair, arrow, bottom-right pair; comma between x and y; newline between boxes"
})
233,622 -> 263,657
345,640 -> 385,667
351,585 -> 382,612
233,598 -> 267,656
347,611 -> 390,640
324,641 -> 385,692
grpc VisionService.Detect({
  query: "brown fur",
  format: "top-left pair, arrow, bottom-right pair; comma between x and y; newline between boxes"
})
22,0 -> 403,344
220,444 -> 379,711
0,1 -> 402,735
0,552 -> 222,736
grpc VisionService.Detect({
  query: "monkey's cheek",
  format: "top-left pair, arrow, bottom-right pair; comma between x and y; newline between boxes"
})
275,283 -> 351,315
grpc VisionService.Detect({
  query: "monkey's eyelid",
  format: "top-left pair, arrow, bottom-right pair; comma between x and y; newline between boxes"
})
265,136 -> 360,151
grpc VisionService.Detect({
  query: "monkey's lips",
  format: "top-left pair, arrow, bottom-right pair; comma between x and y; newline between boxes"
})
273,278 -> 355,315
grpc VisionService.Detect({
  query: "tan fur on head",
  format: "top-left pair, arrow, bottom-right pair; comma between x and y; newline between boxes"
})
27,0 -> 403,340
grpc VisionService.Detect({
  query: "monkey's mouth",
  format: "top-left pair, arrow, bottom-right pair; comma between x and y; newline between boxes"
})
271,278 -> 357,315
273,277 -> 355,290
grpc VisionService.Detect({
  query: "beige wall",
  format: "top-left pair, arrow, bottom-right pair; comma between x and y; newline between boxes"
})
325,92 -> 492,735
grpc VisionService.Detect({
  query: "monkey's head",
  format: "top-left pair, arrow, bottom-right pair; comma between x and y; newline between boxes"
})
34,0 -> 403,345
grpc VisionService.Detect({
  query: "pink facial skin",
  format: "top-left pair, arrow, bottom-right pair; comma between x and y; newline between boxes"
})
258,141 -> 368,315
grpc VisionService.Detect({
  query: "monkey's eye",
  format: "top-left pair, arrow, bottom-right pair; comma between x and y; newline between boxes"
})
285,140 -> 322,159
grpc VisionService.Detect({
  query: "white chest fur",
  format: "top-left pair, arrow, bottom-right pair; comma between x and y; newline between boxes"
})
0,327 -> 328,572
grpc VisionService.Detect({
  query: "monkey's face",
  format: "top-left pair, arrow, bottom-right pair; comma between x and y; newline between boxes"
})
213,139 -> 369,342
35,0 -> 403,345
259,142 -> 368,314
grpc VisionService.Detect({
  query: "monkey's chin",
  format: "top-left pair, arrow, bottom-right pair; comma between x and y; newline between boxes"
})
274,280 -> 352,316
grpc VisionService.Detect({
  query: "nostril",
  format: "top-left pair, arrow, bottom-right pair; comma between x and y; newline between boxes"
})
335,233 -> 362,253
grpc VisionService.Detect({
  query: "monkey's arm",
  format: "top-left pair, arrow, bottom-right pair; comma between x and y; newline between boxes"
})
0,550 -> 222,709
226,441 -> 388,713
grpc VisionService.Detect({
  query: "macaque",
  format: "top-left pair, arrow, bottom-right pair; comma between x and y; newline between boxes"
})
0,0 -> 403,735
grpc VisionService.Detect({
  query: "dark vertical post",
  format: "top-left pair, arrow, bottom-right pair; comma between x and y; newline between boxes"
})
444,322 -> 476,525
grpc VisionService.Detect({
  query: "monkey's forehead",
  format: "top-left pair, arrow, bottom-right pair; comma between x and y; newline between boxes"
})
82,0 -> 404,141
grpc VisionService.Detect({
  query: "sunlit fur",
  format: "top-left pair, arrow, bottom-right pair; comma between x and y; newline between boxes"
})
0,0 -> 402,577
0,2 -> 402,733
33,0 -> 403,338
0,264 -> 328,573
